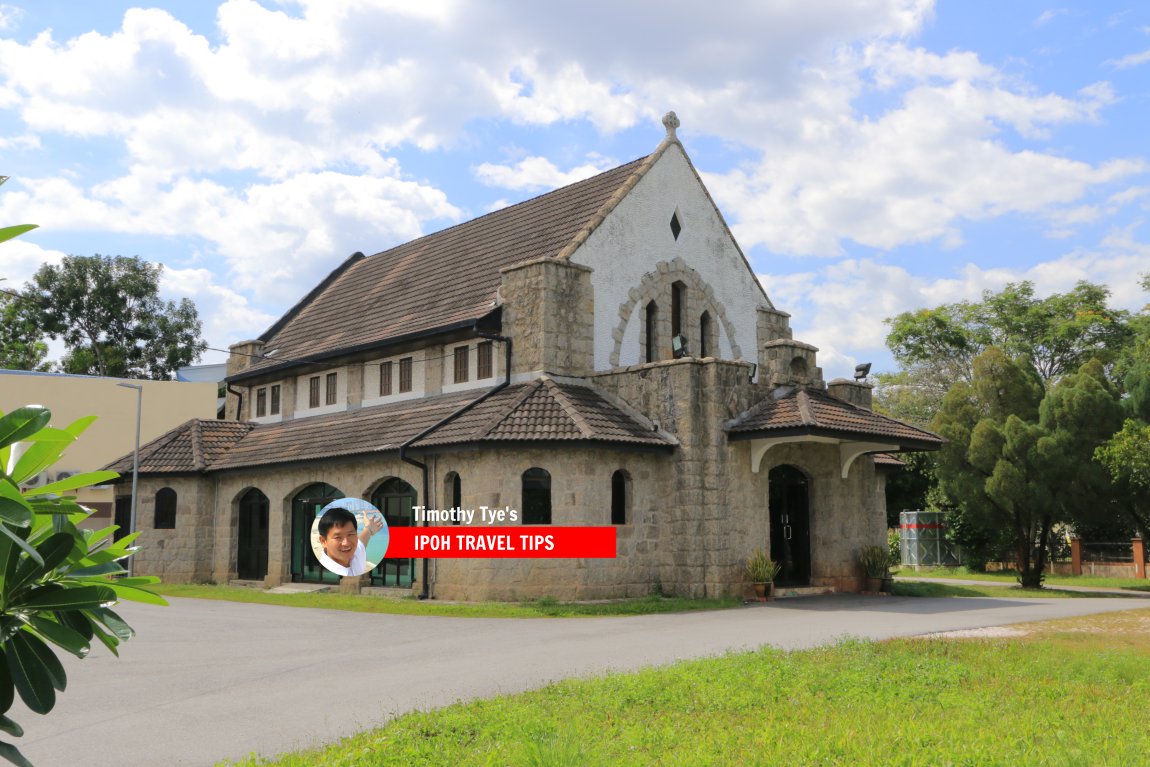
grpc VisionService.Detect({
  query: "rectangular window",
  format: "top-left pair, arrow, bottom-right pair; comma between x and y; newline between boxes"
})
398,357 -> 413,393
325,372 -> 338,405
477,341 -> 493,380
270,384 -> 281,415
308,376 -> 320,408
380,361 -> 393,396
255,388 -> 267,417
454,345 -> 469,384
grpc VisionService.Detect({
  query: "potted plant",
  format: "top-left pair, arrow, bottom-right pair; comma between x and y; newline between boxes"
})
745,549 -> 781,601
859,545 -> 889,593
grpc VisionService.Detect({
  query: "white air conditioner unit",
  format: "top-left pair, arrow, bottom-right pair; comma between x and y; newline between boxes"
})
20,473 -> 47,489
54,471 -> 77,482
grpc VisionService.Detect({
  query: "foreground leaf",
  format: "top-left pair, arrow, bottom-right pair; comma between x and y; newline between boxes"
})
5,631 -> 60,714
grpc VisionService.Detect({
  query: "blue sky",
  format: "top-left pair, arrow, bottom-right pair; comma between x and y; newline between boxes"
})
1,1 -> 1147,380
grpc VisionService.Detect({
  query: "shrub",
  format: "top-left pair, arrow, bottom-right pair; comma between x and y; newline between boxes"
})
0,405 -> 165,766
745,549 -> 781,583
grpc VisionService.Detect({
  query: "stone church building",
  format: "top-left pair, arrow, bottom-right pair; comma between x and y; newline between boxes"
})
107,113 -> 941,600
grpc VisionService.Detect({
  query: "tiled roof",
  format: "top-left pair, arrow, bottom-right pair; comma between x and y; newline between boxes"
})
105,379 -> 673,475
724,387 -> 943,449
104,420 -> 255,474
872,453 -> 907,467
236,156 -> 651,379
412,378 -> 674,447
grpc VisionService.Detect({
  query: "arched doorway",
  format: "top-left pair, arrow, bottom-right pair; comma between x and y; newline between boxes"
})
769,465 -> 811,587
370,478 -> 417,587
291,483 -> 344,583
236,488 -> 269,580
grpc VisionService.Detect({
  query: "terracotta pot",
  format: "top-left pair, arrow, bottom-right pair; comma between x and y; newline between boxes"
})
753,582 -> 768,600
865,577 -> 882,593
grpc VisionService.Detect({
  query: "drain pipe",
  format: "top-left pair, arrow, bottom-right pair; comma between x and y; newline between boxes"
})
399,332 -> 512,599
226,384 -> 245,420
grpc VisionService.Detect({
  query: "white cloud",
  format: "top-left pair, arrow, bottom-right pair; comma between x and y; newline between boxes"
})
760,231 -> 1150,380
704,48 -> 1142,258
0,4 -> 22,32
1035,8 -> 1069,26
161,266 -> 278,360
1,0 -> 1147,349
1108,48 -> 1150,70
473,156 -> 613,192
0,237 -> 65,286
1,169 -> 462,306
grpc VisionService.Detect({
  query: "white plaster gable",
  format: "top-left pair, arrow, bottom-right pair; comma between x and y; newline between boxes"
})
567,142 -> 770,371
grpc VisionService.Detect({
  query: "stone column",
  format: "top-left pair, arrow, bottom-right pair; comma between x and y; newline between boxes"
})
500,258 -> 594,377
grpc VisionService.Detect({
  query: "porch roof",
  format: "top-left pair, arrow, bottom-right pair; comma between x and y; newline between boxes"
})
723,386 -> 941,477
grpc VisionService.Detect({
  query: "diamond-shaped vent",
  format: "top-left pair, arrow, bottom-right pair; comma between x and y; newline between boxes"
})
670,212 -> 682,240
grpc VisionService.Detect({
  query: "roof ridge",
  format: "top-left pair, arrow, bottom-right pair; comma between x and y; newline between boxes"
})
189,420 -> 206,472
796,389 -> 815,425
473,382 -> 541,439
542,378 -> 595,438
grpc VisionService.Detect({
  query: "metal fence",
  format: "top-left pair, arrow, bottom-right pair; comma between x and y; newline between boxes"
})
1081,541 -> 1134,563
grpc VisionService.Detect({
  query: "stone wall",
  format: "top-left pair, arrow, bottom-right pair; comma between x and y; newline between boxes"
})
426,447 -> 671,600
124,475 -> 217,583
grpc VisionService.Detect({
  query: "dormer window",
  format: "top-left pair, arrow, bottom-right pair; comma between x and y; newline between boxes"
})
454,346 -> 470,383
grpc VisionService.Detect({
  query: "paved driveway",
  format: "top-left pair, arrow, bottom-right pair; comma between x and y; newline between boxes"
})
15,594 -> 1148,766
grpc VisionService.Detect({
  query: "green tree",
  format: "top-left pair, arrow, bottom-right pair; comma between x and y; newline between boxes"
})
934,349 -> 1048,587
20,255 -> 206,379
0,181 -> 46,371
0,293 -> 47,371
885,280 -> 1131,396
934,350 -> 1127,586
1096,420 -> 1150,540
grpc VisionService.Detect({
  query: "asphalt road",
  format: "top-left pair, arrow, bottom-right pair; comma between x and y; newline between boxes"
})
14,594 -> 1149,766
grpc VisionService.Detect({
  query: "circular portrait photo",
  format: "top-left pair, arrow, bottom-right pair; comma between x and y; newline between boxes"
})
310,498 -> 389,577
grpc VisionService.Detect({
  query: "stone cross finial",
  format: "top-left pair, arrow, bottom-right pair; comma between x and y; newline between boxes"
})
662,111 -> 680,139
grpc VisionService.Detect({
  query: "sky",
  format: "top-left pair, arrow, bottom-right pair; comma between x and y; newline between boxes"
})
1,0 -> 1148,380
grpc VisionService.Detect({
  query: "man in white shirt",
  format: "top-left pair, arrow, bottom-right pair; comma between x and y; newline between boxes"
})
316,506 -> 384,577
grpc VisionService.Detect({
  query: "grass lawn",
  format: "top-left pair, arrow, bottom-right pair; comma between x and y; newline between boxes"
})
888,581 -> 1132,599
151,583 -> 742,618
221,608 -> 1150,767
896,567 -> 1150,592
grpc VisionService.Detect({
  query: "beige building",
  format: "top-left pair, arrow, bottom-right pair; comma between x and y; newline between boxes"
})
106,114 -> 940,598
1,369 -> 218,525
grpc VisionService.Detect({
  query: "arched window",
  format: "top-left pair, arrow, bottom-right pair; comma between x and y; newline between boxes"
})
236,488 -> 269,580
790,356 -> 809,380
371,478 -> 418,587
444,471 -> 462,525
291,483 -> 344,584
522,468 -> 552,525
645,301 -> 659,363
671,281 -> 687,339
699,311 -> 712,358
154,487 -> 177,529
611,470 -> 630,525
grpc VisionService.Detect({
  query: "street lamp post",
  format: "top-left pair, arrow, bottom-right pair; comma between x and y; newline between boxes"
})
117,382 -> 143,577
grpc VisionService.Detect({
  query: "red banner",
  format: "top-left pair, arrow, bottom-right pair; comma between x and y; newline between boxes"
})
385,526 -> 616,558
